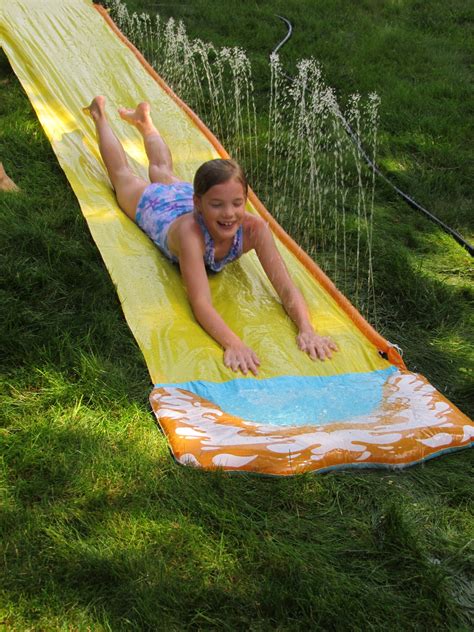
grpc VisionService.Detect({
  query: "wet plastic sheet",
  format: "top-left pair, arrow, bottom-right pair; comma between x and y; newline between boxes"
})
1,0 -> 472,475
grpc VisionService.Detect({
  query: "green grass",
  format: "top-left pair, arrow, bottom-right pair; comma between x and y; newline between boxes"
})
1,0 -> 473,629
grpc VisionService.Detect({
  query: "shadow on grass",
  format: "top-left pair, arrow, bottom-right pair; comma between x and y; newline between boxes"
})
2,411 -> 473,630
369,202 -> 473,417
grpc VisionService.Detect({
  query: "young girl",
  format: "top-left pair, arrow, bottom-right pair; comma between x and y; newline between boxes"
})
85,96 -> 337,376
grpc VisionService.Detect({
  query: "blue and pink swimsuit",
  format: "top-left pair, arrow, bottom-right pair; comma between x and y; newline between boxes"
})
135,182 -> 243,273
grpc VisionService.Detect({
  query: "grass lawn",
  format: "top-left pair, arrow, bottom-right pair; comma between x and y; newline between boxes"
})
1,0 -> 473,629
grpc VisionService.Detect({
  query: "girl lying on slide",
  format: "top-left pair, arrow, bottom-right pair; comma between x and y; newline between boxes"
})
85,96 -> 337,376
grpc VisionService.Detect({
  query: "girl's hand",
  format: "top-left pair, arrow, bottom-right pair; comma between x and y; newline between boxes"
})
297,330 -> 338,361
224,342 -> 261,376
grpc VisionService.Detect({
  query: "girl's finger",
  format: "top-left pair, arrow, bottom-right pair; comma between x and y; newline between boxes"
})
324,337 -> 338,351
239,357 -> 248,375
308,344 -> 318,360
248,358 -> 259,376
322,344 -> 332,359
316,344 -> 327,361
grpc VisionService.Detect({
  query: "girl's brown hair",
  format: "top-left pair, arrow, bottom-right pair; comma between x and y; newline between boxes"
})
193,159 -> 248,197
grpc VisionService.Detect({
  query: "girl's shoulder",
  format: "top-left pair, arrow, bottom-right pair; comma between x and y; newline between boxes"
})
243,211 -> 266,231
242,212 -> 269,251
168,212 -> 205,259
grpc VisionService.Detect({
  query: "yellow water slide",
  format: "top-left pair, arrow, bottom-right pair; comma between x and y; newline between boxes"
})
1,0 -> 472,475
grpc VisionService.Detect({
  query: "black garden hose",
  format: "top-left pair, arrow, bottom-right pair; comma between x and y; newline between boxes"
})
273,15 -> 473,257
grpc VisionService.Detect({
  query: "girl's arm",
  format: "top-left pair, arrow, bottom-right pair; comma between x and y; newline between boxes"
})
246,215 -> 337,360
178,228 -> 260,375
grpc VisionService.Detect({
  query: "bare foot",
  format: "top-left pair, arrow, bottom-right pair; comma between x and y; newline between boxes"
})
83,95 -> 106,121
0,163 -> 19,192
118,102 -> 154,131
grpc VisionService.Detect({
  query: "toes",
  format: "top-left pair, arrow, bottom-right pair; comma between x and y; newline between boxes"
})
117,107 -> 132,118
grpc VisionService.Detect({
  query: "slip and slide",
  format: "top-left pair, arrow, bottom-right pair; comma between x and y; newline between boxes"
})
1,0 -> 472,475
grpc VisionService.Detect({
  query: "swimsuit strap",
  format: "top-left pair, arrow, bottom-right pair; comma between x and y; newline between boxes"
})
195,213 -> 243,272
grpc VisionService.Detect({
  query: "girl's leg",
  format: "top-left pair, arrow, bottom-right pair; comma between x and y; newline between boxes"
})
84,96 -> 148,221
118,103 -> 180,184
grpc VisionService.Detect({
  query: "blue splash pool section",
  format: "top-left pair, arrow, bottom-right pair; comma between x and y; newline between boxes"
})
155,366 -> 397,427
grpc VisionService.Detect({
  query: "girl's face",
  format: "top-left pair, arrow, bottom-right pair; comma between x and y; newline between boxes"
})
194,177 -> 246,243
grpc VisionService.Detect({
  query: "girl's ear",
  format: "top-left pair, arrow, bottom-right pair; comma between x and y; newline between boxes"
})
193,193 -> 201,213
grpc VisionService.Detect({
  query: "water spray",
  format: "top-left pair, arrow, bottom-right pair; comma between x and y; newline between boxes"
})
272,15 -> 473,257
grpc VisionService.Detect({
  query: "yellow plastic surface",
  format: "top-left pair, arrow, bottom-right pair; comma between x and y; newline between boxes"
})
0,0 -> 390,384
